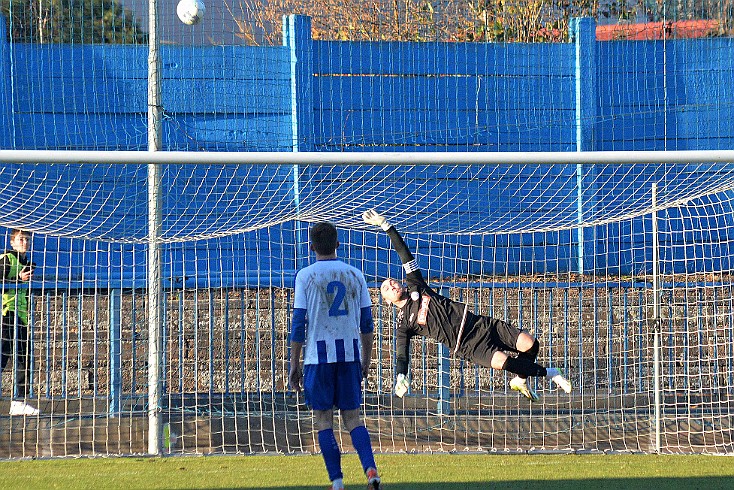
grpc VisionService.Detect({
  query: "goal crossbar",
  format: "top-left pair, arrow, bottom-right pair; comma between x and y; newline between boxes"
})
2,150 -> 734,165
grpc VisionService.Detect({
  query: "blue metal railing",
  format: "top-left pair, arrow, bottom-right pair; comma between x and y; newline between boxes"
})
21,281 -> 734,407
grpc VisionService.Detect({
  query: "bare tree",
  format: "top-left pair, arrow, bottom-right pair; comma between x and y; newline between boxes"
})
224,0 -> 730,45
226,0 -> 579,45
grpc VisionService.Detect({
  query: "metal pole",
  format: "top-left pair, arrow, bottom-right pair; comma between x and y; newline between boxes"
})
651,183 -> 661,453
3,149 -> 734,166
109,289 -> 122,416
147,0 -> 163,456
573,17 -> 584,276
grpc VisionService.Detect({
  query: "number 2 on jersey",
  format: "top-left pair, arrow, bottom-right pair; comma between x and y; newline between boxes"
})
327,281 -> 347,317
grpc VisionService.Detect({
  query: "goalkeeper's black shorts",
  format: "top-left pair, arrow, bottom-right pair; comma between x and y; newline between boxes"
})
455,316 -> 523,368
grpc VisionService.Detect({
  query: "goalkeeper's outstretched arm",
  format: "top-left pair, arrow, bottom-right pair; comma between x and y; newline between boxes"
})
363,209 -> 423,397
362,209 -> 423,281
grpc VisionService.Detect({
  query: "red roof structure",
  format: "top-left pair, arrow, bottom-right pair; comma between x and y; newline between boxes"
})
596,20 -> 720,40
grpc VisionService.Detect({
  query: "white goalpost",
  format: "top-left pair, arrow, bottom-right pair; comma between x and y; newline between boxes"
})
2,149 -> 734,165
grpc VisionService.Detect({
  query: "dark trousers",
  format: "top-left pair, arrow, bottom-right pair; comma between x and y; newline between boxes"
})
1,312 -> 30,399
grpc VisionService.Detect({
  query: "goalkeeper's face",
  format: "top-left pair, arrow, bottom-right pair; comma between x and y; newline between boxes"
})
380,278 -> 406,305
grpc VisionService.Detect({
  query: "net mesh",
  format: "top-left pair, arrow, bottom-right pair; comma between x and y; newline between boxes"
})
2,162 -> 734,242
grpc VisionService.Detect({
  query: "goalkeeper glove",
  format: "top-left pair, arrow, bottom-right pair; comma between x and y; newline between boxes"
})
362,209 -> 391,231
394,373 -> 409,398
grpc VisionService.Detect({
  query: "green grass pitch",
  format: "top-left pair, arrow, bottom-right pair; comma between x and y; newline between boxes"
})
1,453 -> 733,489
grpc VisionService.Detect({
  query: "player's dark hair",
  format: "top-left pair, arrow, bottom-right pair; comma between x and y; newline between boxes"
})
310,222 -> 338,256
10,229 -> 31,240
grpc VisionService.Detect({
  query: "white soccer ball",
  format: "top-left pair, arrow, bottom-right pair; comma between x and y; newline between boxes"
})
177,0 -> 205,25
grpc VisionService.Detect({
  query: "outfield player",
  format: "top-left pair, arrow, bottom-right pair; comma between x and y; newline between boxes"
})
289,222 -> 380,490
363,210 -> 572,402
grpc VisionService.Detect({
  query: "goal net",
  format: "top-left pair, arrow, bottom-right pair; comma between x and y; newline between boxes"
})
0,157 -> 732,457
1,0 -> 734,458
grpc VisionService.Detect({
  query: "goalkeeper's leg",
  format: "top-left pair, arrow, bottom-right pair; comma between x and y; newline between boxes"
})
512,334 -> 542,401
516,335 -> 540,362
482,327 -> 543,401
498,354 -> 572,397
514,331 -> 572,394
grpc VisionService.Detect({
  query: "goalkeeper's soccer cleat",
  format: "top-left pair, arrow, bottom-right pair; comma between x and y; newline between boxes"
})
329,477 -> 345,490
546,368 -> 572,394
509,376 -> 540,402
366,467 -> 381,490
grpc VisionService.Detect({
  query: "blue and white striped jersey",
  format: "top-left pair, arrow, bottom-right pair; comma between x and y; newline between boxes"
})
293,259 -> 372,365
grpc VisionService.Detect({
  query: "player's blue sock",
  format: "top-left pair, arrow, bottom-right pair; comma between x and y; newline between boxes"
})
318,428 -> 343,482
349,425 -> 376,473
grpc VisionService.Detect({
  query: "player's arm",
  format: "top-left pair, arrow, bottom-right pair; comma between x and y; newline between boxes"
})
393,324 -> 411,397
363,210 -> 416,397
395,323 -> 410,375
362,209 -> 425,286
288,340 -> 304,392
0,254 -> 12,280
360,331 -> 373,379
289,271 -> 307,392
289,310 -> 306,392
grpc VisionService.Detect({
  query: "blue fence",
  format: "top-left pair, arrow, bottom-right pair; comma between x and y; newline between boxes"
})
1,16 -> 734,285
27,279 -> 734,402
2,17 -> 732,157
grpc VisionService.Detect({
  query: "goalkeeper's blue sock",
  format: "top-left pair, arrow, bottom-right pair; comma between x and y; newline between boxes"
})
318,429 -> 343,482
349,425 -> 377,473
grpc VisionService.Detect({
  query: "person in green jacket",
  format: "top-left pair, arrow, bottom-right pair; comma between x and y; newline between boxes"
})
1,229 -> 39,416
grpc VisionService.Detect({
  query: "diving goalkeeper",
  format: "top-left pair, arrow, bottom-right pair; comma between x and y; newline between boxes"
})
363,209 -> 572,402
